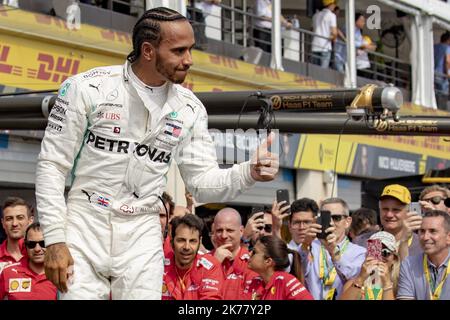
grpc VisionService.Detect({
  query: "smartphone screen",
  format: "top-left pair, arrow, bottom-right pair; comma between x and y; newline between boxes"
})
367,239 -> 383,261
276,189 -> 291,215
410,202 -> 422,215
316,210 -> 331,239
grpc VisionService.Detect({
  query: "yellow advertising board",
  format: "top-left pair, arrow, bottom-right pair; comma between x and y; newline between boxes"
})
1,6 -> 450,178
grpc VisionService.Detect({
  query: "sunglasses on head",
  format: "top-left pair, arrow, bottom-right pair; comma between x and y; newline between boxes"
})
422,196 -> 446,205
331,214 -> 347,222
381,248 -> 393,258
25,240 -> 45,249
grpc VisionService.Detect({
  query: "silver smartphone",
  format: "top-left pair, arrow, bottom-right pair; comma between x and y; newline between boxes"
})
410,202 -> 422,215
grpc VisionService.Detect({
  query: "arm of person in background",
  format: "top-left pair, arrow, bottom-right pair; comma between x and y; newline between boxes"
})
329,10 -> 338,41
321,227 -> 367,283
35,77 -> 85,293
243,212 -> 264,246
396,258 -> 416,300
445,47 -> 450,77
270,200 -> 290,239
185,191 -> 194,213
281,15 -> 293,29
378,260 -> 395,300
175,100 -> 278,203
298,222 -> 322,277
213,243 -> 234,263
398,212 -> 423,261
339,256 -> 378,300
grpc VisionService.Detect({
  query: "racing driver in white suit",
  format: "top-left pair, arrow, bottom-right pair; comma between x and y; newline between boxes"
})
35,7 -> 279,299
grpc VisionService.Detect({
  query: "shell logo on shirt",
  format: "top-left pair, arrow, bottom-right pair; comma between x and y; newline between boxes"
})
271,287 -> 276,295
9,278 -> 32,292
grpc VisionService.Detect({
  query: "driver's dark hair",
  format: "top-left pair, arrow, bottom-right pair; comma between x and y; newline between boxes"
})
127,7 -> 187,63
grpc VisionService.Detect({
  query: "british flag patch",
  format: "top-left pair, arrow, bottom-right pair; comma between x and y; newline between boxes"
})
97,196 -> 110,207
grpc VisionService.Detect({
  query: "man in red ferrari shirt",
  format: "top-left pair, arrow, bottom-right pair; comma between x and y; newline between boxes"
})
210,208 -> 259,299
162,214 -> 223,300
0,197 -> 33,273
0,222 -> 57,300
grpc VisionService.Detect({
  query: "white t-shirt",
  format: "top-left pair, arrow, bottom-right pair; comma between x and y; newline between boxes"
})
311,8 -> 337,52
194,1 -> 218,17
128,65 -> 168,130
254,0 -> 272,29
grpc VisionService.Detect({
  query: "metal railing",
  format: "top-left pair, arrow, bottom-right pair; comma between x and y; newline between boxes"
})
186,2 -> 412,90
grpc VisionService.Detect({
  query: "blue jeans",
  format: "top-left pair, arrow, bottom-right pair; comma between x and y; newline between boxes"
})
311,51 -> 332,68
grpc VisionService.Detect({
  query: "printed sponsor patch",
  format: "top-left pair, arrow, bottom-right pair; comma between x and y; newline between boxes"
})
164,122 -> 182,138
59,82 -> 70,97
9,278 -> 31,293
198,257 -> 213,270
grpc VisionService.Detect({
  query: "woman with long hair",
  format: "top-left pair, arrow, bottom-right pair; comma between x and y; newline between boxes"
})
340,231 -> 400,300
245,235 -> 313,300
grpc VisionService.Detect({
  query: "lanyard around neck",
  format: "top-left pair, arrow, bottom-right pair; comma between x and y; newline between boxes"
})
319,238 -> 350,286
423,254 -> 450,300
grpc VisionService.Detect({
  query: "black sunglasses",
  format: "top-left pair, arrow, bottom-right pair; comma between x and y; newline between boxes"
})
25,240 -> 45,249
331,214 -> 347,222
422,196 -> 446,205
257,224 -> 273,233
381,248 -> 393,258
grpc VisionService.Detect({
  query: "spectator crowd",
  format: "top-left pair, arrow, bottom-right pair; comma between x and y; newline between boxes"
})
1,183 -> 449,300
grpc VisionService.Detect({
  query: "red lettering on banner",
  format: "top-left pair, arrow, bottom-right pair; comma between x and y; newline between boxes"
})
34,14 -> 67,29
0,5 -> 8,16
254,66 -> 279,79
36,53 -> 81,83
212,88 -> 223,92
0,45 -> 12,74
100,29 -> 131,44
294,74 -> 318,88
209,55 -> 238,69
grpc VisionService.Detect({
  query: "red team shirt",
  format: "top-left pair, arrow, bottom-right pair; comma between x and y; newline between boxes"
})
210,246 -> 259,300
162,251 -> 224,300
244,271 -> 313,300
0,239 -> 28,272
0,263 -> 57,300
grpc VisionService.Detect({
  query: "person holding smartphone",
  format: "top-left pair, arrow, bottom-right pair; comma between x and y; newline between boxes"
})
340,231 -> 400,300
418,185 -> 450,215
299,197 -> 366,300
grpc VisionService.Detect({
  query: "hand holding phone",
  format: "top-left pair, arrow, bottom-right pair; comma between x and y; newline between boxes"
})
276,189 -> 291,215
367,239 -> 383,261
316,210 -> 331,239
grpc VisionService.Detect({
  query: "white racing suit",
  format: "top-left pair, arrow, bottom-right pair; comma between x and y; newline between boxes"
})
35,61 -> 256,299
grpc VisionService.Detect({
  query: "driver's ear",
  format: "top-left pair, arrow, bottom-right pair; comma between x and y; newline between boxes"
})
141,42 -> 155,62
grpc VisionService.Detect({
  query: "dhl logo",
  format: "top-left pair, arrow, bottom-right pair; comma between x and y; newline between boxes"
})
100,29 -> 132,44
0,45 -> 23,76
254,66 -> 279,79
209,55 -> 238,69
26,53 -> 80,83
34,14 -> 71,30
